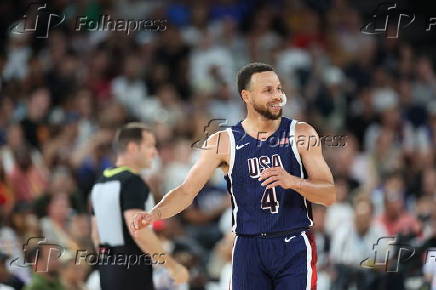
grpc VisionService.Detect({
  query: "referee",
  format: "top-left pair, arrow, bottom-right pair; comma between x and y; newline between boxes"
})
90,123 -> 189,290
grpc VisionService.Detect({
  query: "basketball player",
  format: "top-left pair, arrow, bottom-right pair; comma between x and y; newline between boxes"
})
90,123 -> 189,290
131,63 -> 336,289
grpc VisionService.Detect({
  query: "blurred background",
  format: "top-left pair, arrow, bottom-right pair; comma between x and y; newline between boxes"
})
0,0 -> 435,289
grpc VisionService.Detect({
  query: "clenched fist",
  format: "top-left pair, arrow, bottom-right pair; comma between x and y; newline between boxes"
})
130,210 -> 159,236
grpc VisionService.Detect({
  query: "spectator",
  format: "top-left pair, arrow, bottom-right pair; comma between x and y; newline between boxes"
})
312,205 -> 331,290
111,55 -> 148,120
0,251 -> 24,290
375,173 -> 421,237
40,193 -> 78,251
19,88 -> 51,150
0,1 -> 433,288
325,176 -> 354,236
59,255 -> 90,290
23,245 -> 64,290
190,29 -> 234,93
330,194 -> 386,290
0,208 -> 30,284
422,202 -> 436,290
1,124 -> 45,176
7,146 -> 48,204
182,182 -> 230,252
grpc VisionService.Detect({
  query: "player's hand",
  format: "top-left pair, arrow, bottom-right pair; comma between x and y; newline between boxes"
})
130,211 -> 157,235
258,167 -> 301,190
167,263 -> 190,285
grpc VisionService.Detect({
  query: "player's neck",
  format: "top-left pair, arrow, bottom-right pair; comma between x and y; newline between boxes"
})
242,113 -> 281,140
115,157 -> 140,173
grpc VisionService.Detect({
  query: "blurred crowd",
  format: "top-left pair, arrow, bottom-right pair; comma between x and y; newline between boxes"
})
0,0 -> 435,289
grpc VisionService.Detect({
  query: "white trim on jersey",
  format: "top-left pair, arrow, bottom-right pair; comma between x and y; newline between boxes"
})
226,128 -> 238,232
301,231 -> 313,290
229,235 -> 238,290
91,180 -> 125,246
289,120 -> 314,226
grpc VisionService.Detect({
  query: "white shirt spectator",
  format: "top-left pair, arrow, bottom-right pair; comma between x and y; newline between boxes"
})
219,263 -> 232,290
208,99 -> 243,127
0,227 -> 31,283
423,251 -> 436,290
111,77 -> 148,119
325,202 -> 354,237
86,270 -> 101,290
190,44 -> 234,93
330,221 -> 387,266
276,48 -> 312,87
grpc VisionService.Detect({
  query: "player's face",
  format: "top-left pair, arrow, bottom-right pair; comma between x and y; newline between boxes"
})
137,131 -> 157,169
245,71 -> 284,120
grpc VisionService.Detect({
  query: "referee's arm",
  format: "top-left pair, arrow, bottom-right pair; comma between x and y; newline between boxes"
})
124,210 -> 186,272
121,177 -> 189,283
89,203 -> 100,250
123,178 -> 189,284
91,216 -> 100,249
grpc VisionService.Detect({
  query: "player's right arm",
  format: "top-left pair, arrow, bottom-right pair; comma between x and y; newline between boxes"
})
132,131 -> 228,231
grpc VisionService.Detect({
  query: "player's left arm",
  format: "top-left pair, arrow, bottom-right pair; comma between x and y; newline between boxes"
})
259,122 -> 336,206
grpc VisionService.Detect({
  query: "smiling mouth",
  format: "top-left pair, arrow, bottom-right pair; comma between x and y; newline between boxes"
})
270,104 -> 281,109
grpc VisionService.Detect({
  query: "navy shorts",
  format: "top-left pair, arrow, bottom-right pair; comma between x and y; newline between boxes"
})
230,230 -> 317,290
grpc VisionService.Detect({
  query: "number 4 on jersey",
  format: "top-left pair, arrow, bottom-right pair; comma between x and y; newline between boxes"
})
261,187 -> 279,213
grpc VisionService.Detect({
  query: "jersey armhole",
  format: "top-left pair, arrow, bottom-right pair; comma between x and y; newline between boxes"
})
225,128 -> 236,176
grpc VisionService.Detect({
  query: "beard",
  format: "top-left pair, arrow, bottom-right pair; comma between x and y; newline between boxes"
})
253,102 -> 282,120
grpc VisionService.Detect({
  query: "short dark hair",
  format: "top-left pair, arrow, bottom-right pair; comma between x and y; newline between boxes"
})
114,122 -> 151,152
237,63 -> 274,96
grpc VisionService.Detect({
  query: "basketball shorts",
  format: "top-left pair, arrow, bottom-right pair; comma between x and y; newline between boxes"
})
231,230 -> 317,290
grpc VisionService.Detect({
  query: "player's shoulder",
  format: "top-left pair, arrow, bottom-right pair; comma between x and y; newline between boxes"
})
200,129 -> 231,161
203,129 -> 230,149
294,120 -> 318,137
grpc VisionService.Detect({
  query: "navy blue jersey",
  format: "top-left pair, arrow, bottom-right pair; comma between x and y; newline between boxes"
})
224,117 -> 313,235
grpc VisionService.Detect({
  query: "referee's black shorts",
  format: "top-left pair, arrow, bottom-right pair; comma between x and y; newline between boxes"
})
98,245 -> 154,290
